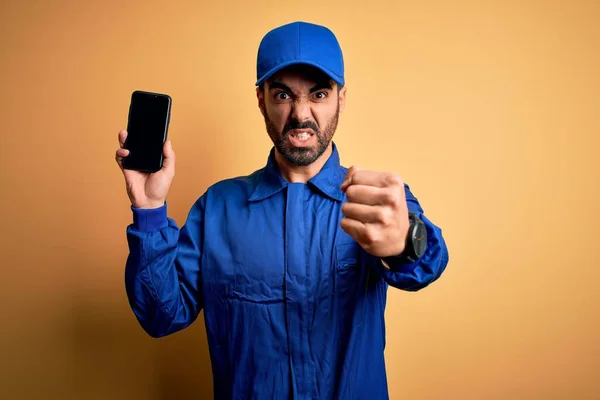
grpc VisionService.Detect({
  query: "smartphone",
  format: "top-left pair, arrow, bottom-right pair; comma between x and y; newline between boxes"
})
123,90 -> 172,173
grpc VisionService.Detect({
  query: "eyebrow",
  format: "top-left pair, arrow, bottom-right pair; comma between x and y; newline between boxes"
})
268,82 -> 294,93
268,81 -> 333,94
309,82 -> 333,92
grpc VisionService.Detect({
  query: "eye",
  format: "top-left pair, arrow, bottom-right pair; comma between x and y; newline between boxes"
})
312,91 -> 328,100
275,92 -> 290,100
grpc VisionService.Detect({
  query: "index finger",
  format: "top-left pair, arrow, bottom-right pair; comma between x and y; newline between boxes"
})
340,165 -> 361,192
118,129 -> 127,148
346,170 -> 402,189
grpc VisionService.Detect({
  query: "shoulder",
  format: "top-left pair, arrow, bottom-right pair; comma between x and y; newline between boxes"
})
204,167 -> 265,200
186,168 -> 265,216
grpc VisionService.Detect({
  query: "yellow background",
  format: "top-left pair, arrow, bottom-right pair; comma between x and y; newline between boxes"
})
1,0 -> 599,399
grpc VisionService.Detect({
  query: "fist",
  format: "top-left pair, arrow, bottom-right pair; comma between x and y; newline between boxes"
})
340,166 -> 410,258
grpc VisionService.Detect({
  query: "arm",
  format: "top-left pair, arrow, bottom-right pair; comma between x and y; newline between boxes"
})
124,195 -> 206,338
377,185 -> 449,291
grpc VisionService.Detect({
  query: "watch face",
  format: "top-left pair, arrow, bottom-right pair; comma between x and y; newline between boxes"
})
413,221 -> 427,257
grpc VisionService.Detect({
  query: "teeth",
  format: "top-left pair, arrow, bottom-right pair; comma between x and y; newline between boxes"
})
295,133 -> 310,140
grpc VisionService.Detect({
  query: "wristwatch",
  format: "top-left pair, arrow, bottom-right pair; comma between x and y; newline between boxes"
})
383,212 -> 427,265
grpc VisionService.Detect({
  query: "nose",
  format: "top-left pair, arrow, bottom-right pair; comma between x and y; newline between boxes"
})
290,100 -> 312,122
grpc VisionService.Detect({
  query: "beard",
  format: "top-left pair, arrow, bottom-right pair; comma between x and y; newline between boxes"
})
263,103 -> 340,167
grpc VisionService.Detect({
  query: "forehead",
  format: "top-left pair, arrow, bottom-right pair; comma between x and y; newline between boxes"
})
266,64 -> 334,89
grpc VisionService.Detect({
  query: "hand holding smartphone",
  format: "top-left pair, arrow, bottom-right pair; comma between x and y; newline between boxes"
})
115,90 -> 176,209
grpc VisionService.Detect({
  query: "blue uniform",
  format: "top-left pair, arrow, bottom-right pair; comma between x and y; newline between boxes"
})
125,143 -> 449,399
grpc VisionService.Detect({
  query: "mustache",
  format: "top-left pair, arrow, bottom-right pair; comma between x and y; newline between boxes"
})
283,119 -> 319,136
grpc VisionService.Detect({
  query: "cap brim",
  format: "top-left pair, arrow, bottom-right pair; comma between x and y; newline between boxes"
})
256,60 -> 344,87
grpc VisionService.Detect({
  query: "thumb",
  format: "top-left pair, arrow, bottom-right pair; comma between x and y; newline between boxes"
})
341,165 -> 360,192
161,140 -> 176,172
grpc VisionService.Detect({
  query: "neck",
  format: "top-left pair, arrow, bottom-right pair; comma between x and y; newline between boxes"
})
274,143 -> 333,183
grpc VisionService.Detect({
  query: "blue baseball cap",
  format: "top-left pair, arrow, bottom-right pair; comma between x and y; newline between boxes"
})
255,21 -> 345,87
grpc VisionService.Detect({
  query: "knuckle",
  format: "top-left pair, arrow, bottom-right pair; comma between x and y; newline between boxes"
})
383,190 -> 398,206
378,208 -> 392,225
375,208 -> 387,224
363,225 -> 377,245
386,173 -> 403,187
341,202 -> 349,214
340,218 -> 350,232
345,185 -> 356,199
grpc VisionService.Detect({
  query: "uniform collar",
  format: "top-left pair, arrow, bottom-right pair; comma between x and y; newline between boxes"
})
248,142 -> 345,202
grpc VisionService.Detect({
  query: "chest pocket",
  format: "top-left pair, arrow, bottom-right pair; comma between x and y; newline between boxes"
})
336,241 -> 361,271
226,228 -> 286,304
334,227 -> 362,271
334,238 -> 367,328
335,240 -> 363,291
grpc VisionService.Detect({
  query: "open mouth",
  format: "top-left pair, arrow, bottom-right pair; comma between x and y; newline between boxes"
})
288,129 -> 314,145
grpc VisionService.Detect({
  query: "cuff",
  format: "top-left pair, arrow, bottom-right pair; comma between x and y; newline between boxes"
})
380,254 -> 419,273
131,202 -> 168,232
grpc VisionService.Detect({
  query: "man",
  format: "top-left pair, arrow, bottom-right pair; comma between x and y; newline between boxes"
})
115,21 -> 449,399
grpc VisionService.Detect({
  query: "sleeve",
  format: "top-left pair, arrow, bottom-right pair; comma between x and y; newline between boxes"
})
124,195 -> 206,338
374,184 -> 449,291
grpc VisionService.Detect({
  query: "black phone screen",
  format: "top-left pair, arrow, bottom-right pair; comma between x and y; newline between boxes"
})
123,91 -> 171,173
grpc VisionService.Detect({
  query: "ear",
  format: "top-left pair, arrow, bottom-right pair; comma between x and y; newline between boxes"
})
338,86 -> 347,114
256,86 -> 266,117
